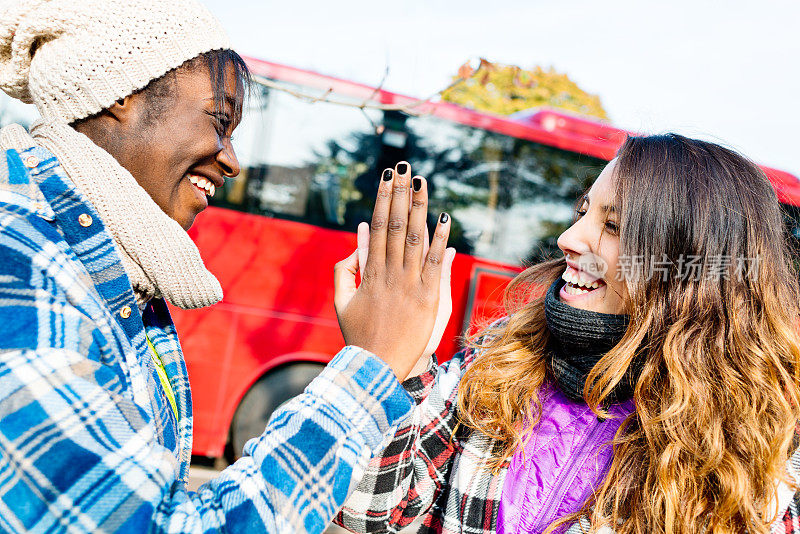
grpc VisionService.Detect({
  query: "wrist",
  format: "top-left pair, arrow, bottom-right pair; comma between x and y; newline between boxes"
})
404,352 -> 433,381
345,344 -> 415,380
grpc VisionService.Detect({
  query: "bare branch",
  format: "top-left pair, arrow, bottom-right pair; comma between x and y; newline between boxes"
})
250,62 -> 481,118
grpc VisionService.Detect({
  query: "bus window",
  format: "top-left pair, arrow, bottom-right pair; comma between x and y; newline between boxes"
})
214,84 -> 382,226
404,114 -> 606,264
781,204 -> 800,273
213,81 -> 606,267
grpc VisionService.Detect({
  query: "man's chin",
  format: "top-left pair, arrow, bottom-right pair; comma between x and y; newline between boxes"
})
168,206 -> 200,231
179,212 -> 199,231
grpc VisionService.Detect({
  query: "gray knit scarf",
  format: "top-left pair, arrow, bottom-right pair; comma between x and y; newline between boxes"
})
544,277 -> 637,403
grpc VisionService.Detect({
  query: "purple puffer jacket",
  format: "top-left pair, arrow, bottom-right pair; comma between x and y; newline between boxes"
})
496,380 -> 635,534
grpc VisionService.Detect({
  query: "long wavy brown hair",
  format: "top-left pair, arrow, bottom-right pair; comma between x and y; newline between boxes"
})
457,134 -> 800,533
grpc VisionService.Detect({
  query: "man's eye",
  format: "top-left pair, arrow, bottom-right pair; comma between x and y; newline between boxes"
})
216,119 -> 231,135
207,111 -> 232,136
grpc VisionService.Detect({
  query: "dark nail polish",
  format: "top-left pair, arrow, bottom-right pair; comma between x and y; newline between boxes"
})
439,212 -> 449,223
397,163 -> 408,175
382,169 -> 392,181
412,177 -> 422,192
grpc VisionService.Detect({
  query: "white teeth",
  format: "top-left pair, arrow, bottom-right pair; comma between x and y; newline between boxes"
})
562,268 -> 602,289
187,174 -> 216,197
564,283 -> 587,295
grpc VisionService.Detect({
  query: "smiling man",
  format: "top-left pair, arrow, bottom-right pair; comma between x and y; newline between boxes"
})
0,0 -> 451,532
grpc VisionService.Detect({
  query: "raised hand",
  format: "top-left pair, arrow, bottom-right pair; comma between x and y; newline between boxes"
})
334,162 -> 452,380
353,217 -> 455,379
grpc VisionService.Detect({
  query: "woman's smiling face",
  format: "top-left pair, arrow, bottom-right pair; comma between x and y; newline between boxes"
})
556,159 -> 628,314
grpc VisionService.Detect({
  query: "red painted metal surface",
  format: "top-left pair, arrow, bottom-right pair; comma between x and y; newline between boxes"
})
174,57 -> 800,457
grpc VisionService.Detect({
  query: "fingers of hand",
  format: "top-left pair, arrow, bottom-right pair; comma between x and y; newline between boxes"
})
422,212 -> 452,290
404,175 -> 428,270
386,161 -> 412,271
439,247 -> 456,307
357,221 -> 370,277
421,225 -> 430,270
367,168 -> 394,271
333,248 -> 359,312
442,248 -> 456,287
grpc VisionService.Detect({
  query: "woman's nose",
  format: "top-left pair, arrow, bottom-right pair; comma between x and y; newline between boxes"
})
557,213 -> 602,259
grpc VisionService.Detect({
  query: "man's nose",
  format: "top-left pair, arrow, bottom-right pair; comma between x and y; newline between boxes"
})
218,142 -> 240,178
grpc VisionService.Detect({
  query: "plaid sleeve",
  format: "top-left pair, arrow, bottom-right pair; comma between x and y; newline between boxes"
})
401,353 -> 438,404
775,444 -> 800,533
335,345 -> 480,533
0,342 -> 413,534
780,494 -> 800,534
176,346 -> 416,534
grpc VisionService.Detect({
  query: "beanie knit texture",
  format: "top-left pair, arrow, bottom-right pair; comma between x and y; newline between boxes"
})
0,0 -> 230,124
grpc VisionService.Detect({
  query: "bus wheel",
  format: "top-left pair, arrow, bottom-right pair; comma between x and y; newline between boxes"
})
227,362 -> 325,462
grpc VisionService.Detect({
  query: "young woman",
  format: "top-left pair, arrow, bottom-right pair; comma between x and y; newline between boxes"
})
333,134 -> 800,534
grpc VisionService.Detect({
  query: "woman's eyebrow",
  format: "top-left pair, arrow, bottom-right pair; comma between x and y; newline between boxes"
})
583,195 -> 616,213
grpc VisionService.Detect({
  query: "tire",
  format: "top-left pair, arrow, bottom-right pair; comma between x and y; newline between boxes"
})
228,362 -> 325,461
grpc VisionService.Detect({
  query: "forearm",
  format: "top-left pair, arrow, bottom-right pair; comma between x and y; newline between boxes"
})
164,346 -> 416,533
335,350 -> 468,533
0,346 -> 413,534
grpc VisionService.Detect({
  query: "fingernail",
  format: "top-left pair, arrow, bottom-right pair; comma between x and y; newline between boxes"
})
439,212 -> 449,223
382,169 -> 392,181
412,177 -> 422,192
397,162 -> 408,175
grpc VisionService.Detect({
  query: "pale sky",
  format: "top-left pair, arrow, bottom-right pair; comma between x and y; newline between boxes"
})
201,0 -> 800,177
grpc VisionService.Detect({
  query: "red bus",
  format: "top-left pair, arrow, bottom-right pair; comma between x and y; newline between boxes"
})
173,56 -> 800,461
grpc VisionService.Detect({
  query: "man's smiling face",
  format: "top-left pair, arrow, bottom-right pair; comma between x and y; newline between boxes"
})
76,57 -> 245,230
122,64 -> 242,229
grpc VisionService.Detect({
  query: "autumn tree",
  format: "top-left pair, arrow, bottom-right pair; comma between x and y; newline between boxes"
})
441,59 -> 608,120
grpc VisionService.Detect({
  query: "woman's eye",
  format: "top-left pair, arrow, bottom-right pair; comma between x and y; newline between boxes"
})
605,221 -> 619,233
575,208 -> 587,218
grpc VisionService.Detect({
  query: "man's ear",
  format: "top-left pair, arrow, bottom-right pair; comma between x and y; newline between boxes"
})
106,95 -> 136,123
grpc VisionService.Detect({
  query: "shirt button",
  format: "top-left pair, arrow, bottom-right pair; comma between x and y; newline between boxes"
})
24,156 -> 39,168
78,213 -> 93,227
119,306 -> 132,319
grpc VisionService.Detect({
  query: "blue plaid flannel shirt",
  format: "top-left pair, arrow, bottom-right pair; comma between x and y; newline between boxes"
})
0,143 -> 414,533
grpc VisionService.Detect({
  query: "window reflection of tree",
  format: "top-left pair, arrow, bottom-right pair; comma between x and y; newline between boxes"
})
311,111 -> 605,265
781,204 -> 800,275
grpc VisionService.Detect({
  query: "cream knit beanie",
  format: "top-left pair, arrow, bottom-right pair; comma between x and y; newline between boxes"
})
0,0 -> 231,123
